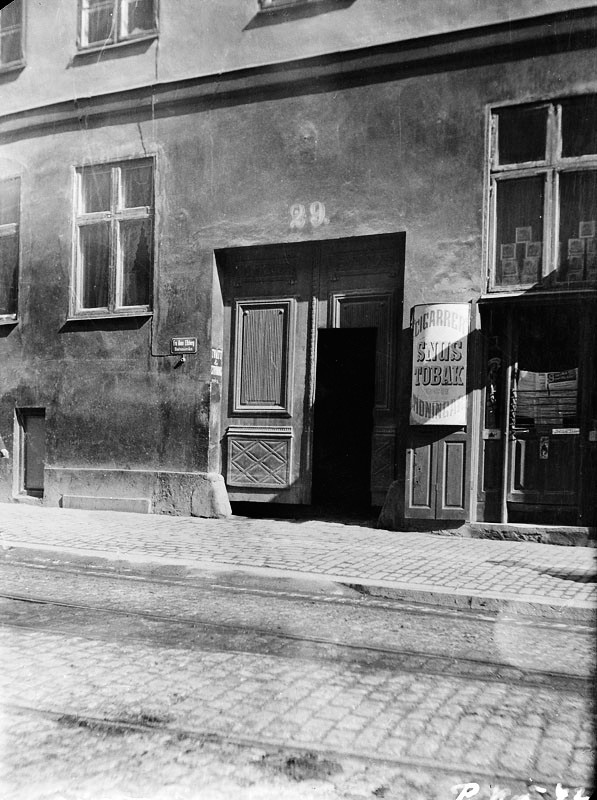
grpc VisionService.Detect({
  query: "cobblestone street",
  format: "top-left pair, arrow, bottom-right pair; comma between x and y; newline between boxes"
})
0,541 -> 594,800
1,505 -> 595,617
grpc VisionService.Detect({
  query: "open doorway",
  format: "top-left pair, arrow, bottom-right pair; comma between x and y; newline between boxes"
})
16,408 -> 46,499
311,328 -> 376,512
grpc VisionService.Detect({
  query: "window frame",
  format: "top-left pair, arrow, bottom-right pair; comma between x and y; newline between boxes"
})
486,96 -> 597,293
77,0 -> 158,51
0,0 -> 25,72
71,157 -> 155,319
0,175 -> 21,323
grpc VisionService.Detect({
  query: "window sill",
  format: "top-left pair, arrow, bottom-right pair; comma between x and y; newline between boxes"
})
66,310 -> 152,322
0,315 -> 18,326
74,33 -> 158,58
259,0 -> 335,8
0,60 -> 25,76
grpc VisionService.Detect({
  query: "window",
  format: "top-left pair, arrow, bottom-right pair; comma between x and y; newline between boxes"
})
0,0 -> 23,68
489,95 -> 597,290
73,160 -> 153,315
0,177 -> 20,318
79,0 -> 157,49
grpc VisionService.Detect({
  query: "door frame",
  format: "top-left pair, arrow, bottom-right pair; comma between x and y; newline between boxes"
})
215,233 -> 405,507
13,407 -> 46,500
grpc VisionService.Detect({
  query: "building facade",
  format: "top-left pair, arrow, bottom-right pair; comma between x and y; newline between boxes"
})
0,0 -> 595,534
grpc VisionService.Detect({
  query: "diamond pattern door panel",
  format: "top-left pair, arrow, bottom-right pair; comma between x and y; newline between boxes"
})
226,427 -> 292,488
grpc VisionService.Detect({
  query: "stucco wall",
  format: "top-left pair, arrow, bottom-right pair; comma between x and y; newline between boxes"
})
0,40 -> 596,508
0,0 -> 594,114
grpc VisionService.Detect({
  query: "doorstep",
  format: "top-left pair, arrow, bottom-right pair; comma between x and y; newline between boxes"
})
459,522 -> 596,547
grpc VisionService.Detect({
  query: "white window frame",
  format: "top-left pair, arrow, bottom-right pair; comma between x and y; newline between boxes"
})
0,176 -> 20,321
72,158 -> 154,318
78,0 -> 158,50
487,95 -> 597,293
0,0 -> 24,70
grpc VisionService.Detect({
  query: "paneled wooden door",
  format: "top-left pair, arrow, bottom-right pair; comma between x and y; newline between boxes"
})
220,243 -> 315,503
219,235 -> 404,507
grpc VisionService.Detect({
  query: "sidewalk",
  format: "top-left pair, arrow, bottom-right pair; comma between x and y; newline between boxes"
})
0,503 -> 595,621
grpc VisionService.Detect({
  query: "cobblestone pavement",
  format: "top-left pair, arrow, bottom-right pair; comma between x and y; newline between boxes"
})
1,505 -> 595,615
1,622 -> 594,799
0,560 -> 594,680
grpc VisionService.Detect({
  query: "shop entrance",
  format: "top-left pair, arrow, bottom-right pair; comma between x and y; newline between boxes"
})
311,328 -> 376,511
481,301 -> 596,526
509,307 -> 579,523
217,234 -> 404,512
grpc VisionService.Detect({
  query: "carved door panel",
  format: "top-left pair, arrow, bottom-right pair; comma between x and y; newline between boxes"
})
319,236 -> 403,506
220,244 -> 314,504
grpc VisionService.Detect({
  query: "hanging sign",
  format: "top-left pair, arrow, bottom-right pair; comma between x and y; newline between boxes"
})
410,303 -> 470,426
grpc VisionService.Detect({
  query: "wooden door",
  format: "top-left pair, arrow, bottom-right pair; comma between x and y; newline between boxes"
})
405,430 -> 468,520
218,235 -> 404,507
220,244 -> 314,504
21,410 -> 45,498
506,306 -> 581,522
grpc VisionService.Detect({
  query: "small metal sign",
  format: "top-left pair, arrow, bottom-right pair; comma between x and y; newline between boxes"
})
170,337 -> 197,355
552,428 -> 580,435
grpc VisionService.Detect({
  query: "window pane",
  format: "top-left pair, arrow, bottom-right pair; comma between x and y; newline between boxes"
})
81,167 -> 111,213
1,1 -> 22,29
561,95 -> 597,158
497,107 -> 547,165
83,0 -> 114,45
0,234 -> 18,315
120,219 -> 152,306
121,162 -> 152,208
495,177 -> 544,286
121,0 -> 155,37
80,223 -> 110,308
558,171 -> 597,283
1,28 -> 22,64
0,178 -> 19,225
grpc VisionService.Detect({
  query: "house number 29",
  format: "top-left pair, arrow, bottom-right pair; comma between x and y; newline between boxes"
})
290,201 -> 328,229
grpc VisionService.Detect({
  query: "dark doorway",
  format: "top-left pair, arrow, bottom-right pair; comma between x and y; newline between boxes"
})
20,409 -> 45,498
311,328 -> 376,511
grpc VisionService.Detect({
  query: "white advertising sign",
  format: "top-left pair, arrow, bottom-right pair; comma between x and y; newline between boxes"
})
410,303 -> 470,426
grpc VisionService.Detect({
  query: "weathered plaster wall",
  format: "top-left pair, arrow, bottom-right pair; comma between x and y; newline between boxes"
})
0,118 -> 213,498
1,43 -> 596,508
1,0 -> 593,114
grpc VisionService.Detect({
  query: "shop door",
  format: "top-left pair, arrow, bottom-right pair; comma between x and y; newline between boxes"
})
218,235 -> 403,507
508,307 -> 580,523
